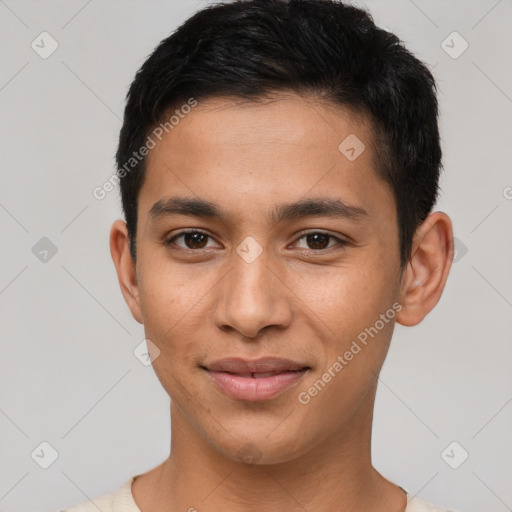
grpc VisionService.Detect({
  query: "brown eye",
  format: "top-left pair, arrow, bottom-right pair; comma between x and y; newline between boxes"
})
183,232 -> 208,249
295,231 -> 345,251
165,230 -> 214,250
305,233 -> 330,249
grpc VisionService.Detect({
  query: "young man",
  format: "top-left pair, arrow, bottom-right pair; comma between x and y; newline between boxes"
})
64,0 -> 455,510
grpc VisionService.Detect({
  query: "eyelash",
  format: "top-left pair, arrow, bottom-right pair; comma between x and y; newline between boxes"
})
164,229 -> 349,252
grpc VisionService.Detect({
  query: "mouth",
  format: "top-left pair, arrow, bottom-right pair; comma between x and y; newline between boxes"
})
201,357 -> 311,401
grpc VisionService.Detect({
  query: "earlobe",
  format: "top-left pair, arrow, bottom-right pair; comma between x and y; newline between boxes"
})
109,219 -> 144,324
396,212 -> 454,327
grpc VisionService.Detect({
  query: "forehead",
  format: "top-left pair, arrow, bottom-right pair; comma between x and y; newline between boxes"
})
153,93 -> 371,156
138,93 -> 394,228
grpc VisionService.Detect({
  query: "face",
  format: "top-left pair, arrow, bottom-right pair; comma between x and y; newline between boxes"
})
125,93 -> 404,464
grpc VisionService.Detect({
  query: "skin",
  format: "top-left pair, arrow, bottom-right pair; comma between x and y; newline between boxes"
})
110,93 -> 454,512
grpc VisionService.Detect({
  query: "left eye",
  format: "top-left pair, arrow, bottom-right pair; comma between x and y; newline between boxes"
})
294,232 -> 345,250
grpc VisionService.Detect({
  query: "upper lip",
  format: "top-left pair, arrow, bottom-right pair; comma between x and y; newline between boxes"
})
203,357 -> 310,374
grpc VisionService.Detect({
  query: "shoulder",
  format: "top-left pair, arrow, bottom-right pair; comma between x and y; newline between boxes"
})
59,492 -> 113,512
405,494 -> 460,512
59,476 -> 140,512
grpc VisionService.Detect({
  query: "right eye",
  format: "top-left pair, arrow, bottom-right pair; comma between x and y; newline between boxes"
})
164,230 -> 219,250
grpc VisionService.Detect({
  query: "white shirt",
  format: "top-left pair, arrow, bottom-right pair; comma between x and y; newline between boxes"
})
60,475 -> 458,511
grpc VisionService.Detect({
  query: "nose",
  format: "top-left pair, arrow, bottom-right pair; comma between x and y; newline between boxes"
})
212,247 -> 293,339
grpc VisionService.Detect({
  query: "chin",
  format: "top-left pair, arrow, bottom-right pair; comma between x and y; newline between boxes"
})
204,422 -> 313,466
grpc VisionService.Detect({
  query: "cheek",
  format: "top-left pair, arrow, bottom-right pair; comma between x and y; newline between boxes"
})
292,261 -> 396,341
137,254 -> 211,330
136,262 -> 209,372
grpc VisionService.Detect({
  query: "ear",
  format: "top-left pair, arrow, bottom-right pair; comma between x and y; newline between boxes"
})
396,211 -> 454,326
109,219 -> 143,324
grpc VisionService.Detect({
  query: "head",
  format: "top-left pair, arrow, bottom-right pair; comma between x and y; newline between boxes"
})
110,0 -> 453,465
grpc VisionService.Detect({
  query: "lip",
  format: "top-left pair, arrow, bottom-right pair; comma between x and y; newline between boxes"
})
202,357 -> 310,401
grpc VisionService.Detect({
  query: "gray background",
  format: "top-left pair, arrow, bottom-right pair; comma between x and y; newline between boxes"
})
1,0 -> 511,511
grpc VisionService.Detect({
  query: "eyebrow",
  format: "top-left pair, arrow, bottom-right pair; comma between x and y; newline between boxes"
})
148,196 -> 369,224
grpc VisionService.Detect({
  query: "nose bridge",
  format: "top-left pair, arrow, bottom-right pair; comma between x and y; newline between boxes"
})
213,239 -> 291,338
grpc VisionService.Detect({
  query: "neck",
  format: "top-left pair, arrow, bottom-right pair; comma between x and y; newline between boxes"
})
132,384 -> 407,512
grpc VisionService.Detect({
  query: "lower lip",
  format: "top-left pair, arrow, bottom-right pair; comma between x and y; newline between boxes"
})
205,369 -> 309,401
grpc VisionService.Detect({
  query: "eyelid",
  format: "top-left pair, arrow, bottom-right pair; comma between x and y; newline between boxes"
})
293,228 -> 350,242
291,229 -> 350,250
164,229 -> 220,248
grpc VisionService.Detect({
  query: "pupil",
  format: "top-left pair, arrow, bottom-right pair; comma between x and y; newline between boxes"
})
185,232 -> 207,249
307,233 -> 329,249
